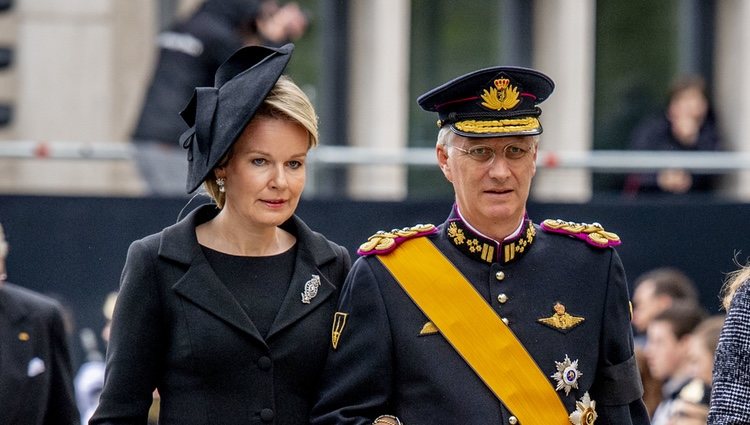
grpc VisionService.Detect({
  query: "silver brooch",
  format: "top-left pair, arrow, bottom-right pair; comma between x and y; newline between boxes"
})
552,354 -> 582,396
301,274 -> 321,304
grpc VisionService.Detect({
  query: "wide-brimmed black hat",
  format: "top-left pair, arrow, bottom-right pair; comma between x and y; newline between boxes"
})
179,43 -> 293,193
417,66 -> 554,138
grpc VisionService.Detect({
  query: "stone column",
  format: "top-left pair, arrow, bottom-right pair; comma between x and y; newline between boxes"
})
531,0 -> 596,202
714,0 -> 750,200
347,0 -> 410,200
0,0 -> 153,195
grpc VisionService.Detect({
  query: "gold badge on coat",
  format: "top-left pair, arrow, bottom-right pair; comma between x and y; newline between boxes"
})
538,302 -> 585,332
331,312 -> 348,350
418,321 -> 439,336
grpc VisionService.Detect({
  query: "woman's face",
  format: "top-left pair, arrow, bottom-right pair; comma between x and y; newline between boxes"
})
217,115 -> 309,229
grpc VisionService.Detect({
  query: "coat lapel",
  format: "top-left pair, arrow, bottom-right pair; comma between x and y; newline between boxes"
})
266,216 -> 339,340
160,205 -> 265,345
172,258 -> 265,345
266,249 -> 335,339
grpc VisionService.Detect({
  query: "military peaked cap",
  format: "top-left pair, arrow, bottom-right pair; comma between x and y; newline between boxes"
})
417,66 -> 554,138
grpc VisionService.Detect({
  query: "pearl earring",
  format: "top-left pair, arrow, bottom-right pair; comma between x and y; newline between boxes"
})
216,177 -> 226,193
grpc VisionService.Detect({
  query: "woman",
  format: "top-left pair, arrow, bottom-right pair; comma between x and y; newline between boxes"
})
91,43 -> 351,424
708,265 -> 750,424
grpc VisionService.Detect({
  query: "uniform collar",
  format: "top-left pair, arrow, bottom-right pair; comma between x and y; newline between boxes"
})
444,204 -> 536,264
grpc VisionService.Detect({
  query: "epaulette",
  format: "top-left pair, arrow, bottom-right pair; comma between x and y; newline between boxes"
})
357,224 -> 438,256
540,219 -> 621,248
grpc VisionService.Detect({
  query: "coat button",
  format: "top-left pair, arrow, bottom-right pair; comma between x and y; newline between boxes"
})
497,293 -> 508,304
502,317 -> 510,325
508,416 -> 518,424
258,356 -> 272,371
260,408 -> 275,422
495,271 -> 505,281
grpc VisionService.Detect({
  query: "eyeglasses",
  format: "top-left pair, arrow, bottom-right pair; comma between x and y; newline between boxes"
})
447,142 -> 535,164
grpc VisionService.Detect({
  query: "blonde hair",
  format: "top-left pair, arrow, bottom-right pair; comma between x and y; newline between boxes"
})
721,264 -> 750,310
204,75 -> 318,208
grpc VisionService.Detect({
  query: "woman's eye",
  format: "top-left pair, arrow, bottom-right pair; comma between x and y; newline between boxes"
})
288,160 -> 303,169
252,158 -> 267,166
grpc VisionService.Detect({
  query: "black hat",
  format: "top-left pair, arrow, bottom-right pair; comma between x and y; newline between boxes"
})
417,66 -> 554,138
179,43 -> 293,193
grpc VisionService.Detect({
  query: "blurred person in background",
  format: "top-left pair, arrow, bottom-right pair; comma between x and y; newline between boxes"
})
708,265 -> 750,424
0,222 -> 80,425
74,291 -> 116,425
631,267 -> 701,416
685,315 -> 724,386
132,0 -> 309,195
91,43 -> 351,424
666,378 -> 711,425
624,75 -> 722,197
632,267 -> 701,342
646,303 -> 707,425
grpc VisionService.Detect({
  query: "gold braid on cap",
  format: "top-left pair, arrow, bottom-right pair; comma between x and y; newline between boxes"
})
455,117 -> 540,134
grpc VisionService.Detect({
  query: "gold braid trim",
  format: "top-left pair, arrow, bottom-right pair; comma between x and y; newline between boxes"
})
455,117 -> 539,134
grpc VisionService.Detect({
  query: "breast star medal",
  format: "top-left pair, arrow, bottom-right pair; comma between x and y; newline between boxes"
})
569,392 -> 597,425
538,302 -> 585,332
552,355 -> 582,396
301,274 -> 321,304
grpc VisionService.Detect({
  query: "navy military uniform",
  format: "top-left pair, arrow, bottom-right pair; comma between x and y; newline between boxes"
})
312,66 -> 648,424
311,207 -> 648,424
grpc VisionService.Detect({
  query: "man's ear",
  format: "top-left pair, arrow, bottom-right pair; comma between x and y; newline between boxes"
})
437,144 -> 453,182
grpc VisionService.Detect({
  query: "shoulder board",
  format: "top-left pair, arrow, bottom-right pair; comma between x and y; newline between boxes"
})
357,224 -> 438,256
540,219 -> 621,248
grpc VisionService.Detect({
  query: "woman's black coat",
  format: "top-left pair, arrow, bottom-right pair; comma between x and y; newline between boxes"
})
91,205 -> 351,425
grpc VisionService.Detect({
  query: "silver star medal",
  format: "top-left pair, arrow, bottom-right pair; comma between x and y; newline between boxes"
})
569,392 -> 597,425
301,274 -> 321,304
552,354 -> 582,396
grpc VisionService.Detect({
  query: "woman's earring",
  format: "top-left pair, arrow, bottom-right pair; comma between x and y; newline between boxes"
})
216,177 -> 226,193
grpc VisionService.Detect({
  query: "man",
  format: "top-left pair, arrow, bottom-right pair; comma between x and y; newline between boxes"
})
630,267 -> 700,415
312,67 -> 649,424
0,223 -> 80,425
646,303 -> 707,425
631,267 -> 699,338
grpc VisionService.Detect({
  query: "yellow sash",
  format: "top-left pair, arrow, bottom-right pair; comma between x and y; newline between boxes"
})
377,237 -> 569,424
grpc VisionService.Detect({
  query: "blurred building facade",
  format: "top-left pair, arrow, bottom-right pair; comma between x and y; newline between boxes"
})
0,0 -> 749,201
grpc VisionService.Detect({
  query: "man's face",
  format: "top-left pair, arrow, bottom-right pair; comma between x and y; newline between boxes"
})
437,132 -> 537,240
645,320 -> 685,381
632,281 -> 671,333
686,336 -> 714,385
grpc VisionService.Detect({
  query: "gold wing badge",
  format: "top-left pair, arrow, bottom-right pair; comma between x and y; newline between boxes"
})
538,302 -> 585,332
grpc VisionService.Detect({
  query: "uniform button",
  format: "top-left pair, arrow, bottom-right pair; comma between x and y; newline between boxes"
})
502,317 -> 510,325
260,408 -> 274,422
508,416 -> 518,424
497,293 -> 508,304
495,271 -> 506,281
258,356 -> 272,370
